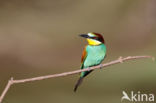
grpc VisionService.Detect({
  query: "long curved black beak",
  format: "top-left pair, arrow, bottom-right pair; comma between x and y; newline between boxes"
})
79,34 -> 89,38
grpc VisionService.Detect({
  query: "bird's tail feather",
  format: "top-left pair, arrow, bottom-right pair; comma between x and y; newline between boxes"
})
74,77 -> 83,92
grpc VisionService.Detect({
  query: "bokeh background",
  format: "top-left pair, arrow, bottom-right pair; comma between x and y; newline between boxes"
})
0,0 -> 156,103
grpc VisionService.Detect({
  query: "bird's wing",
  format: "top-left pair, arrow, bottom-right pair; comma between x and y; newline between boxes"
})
80,46 -> 87,69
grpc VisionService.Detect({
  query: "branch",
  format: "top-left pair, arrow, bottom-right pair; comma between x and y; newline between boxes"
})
0,55 -> 154,103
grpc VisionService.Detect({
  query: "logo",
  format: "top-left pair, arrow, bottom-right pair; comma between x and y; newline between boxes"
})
121,91 -> 154,102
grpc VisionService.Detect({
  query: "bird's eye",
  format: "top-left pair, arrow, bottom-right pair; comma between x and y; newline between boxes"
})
93,37 -> 97,39
90,36 -> 97,39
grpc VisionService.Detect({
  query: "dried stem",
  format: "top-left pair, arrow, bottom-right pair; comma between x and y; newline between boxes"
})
0,55 -> 154,103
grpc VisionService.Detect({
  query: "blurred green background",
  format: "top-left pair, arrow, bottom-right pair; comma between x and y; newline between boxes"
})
0,0 -> 156,103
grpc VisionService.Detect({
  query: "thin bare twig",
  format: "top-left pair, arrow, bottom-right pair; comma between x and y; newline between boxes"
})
0,55 -> 154,103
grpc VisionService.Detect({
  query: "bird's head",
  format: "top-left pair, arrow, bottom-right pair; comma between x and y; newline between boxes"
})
79,32 -> 105,46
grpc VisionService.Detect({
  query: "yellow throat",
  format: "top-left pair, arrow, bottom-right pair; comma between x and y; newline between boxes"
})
87,38 -> 101,46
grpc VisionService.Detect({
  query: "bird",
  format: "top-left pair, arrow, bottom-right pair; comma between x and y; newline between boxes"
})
74,32 -> 106,92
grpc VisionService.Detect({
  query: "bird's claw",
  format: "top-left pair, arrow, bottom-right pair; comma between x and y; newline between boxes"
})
100,64 -> 103,69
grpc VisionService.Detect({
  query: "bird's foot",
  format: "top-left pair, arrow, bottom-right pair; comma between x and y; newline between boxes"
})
99,64 -> 103,69
87,67 -> 91,71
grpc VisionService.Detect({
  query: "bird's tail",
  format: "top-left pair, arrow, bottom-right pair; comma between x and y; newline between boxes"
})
74,77 -> 83,92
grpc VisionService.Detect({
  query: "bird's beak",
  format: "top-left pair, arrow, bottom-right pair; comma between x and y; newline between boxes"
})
79,34 -> 89,38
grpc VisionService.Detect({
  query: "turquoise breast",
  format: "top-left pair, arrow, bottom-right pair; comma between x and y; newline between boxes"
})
83,44 -> 106,68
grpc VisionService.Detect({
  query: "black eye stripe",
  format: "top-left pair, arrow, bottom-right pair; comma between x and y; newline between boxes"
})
90,37 -> 103,42
90,37 -> 97,39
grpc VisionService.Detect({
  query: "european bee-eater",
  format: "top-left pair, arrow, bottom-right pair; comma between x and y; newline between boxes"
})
74,32 -> 106,92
